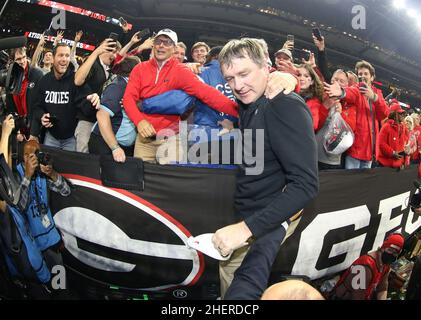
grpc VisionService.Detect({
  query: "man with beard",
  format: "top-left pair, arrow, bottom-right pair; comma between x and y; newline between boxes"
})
30,44 -> 99,151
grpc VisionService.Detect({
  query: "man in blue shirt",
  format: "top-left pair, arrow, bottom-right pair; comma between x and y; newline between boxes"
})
89,56 -> 141,162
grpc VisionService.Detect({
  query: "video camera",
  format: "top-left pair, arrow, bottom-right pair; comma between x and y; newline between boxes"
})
0,37 -> 27,95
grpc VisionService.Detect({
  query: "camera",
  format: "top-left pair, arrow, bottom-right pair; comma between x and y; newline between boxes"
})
9,112 -> 26,130
35,150 -> 52,166
0,51 -> 24,95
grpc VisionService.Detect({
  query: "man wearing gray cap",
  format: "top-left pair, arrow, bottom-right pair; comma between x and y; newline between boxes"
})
123,29 -> 238,164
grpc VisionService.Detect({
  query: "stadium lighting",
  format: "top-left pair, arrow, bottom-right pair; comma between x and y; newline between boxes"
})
393,0 -> 405,9
407,8 -> 417,18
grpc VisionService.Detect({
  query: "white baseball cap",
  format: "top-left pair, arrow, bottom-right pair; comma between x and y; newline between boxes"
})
155,28 -> 178,45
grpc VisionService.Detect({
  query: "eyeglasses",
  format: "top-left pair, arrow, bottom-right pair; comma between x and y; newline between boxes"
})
153,38 -> 174,47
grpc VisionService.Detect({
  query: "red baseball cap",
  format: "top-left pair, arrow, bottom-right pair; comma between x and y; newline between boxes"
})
381,233 -> 404,252
389,103 -> 405,114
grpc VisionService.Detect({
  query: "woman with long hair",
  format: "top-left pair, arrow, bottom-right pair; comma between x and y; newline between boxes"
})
297,63 -> 328,132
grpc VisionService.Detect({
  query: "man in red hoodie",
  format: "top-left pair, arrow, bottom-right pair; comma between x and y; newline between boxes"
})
123,29 -> 238,164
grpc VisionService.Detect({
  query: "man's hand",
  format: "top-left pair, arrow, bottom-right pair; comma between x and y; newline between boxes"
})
359,85 -> 377,101
41,113 -> 53,128
312,35 -> 325,52
276,60 -> 299,76
186,63 -> 202,74
392,151 -> 403,160
130,31 -> 141,44
120,18 -> 129,33
137,120 -> 156,138
265,71 -> 298,98
1,115 -> 15,138
25,154 -> 38,179
323,97 -> 342,113
212,222 -> 252,257
54,30 -> 64,46
87,93 -> 101,109
138,37 -> 154,52
39,33 -> 47,46
94,39 -> 117,56
218,119 -> 234,131
324,81 -> 343,98
74,30 -> 83,42
282,40 -> 294,51
302,50 -> 316,68
39,164 -> 58,181
112,147 -> 126,163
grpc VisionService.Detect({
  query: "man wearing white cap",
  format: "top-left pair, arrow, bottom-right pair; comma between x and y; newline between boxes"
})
274,48 -> 293,69
123,29 -> 238,164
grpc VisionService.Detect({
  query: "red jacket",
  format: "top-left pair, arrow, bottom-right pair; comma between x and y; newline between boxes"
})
376,119 -> 409,168
411,125 -> 421,161
342,85 -> 389,161
305,97 -> 328,132
123,57 -> 238,133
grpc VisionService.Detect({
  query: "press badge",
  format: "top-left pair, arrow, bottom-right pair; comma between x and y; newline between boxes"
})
41,214 -> 51,228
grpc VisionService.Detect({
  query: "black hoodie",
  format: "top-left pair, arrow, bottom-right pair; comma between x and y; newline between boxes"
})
30,66 -> 90,140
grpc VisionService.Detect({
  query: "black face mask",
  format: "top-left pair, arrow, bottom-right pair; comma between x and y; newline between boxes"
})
382,251 -> 398,265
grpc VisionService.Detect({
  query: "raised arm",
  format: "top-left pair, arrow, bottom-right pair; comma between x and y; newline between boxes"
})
74,39 -> 116,86
30,33 -> 47,68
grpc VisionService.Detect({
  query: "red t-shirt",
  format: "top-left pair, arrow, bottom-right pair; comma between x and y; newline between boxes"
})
12,65 -> 29,116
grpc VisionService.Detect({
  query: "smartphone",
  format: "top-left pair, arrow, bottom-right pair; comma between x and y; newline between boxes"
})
398,151 -> 406,157
358,76 -> 367,88
108,32 -> 119,48
287,34 -> 294,44
312,28 -> 323,41
138,28 -> 150,39
293,48 -> 310,62
118,17 -> 127,25
47,115 -> 58,125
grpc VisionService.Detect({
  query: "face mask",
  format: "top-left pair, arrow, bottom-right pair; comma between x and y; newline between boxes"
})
382,251 -> 397,265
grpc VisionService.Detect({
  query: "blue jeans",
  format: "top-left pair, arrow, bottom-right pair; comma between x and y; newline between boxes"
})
345,155 -> 372,169
44,131 -> 76,152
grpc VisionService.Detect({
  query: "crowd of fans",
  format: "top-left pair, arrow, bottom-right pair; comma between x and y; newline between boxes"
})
1,17 -> 421,300
1,19 -> 419,173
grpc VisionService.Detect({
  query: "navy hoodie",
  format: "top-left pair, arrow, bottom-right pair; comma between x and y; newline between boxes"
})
30,66 -> 90,140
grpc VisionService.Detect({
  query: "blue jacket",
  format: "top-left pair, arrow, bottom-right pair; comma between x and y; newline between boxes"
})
3,205 -> 51,283
141,60 -> 238,128
17,164 -> 61,251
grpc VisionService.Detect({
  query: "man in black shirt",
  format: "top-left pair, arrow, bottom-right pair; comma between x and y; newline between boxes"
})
30,44 -> 99,150
74,38 -> 119,153
213,38 -> 319,300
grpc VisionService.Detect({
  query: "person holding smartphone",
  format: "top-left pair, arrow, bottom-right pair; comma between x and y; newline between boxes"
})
73,36 -> 121,153
324,60 -> 389,169
376,102 -> 409,169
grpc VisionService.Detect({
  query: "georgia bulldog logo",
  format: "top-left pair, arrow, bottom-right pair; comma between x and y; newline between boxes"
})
53,175 -> 205,291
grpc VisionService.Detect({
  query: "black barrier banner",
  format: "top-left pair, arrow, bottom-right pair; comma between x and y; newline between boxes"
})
47,148 -> 421,299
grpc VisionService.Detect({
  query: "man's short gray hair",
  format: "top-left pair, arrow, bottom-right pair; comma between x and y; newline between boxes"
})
219,38 -> 267,69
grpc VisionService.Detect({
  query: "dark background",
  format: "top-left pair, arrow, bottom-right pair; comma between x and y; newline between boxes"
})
1,0 -> 421,106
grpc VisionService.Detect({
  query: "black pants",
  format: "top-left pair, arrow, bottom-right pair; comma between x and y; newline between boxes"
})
88,133 -> 134,157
